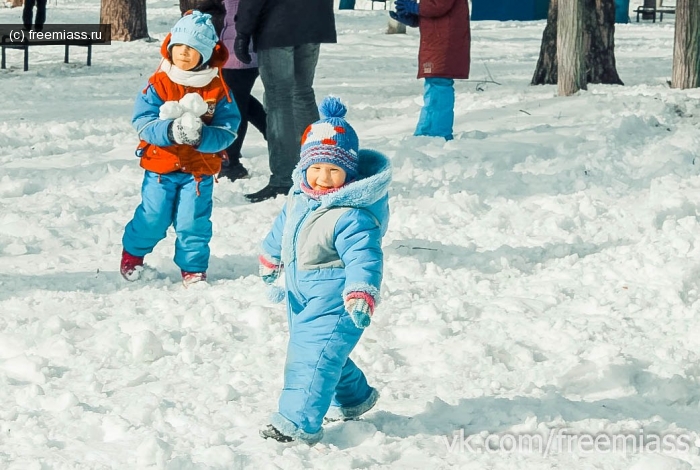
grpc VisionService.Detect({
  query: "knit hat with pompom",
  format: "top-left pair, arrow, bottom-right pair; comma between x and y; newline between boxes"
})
299,96 -> 360,179
169,10 -> 219,65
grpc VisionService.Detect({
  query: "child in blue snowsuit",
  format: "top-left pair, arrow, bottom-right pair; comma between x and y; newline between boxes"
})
120,11 -> 240,286
257,96 -> 392,444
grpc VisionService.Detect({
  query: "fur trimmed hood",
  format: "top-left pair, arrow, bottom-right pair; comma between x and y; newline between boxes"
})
291,148 -> 392,210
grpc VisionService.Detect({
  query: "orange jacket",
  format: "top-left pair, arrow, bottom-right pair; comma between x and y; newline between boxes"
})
133,33 -> 240,178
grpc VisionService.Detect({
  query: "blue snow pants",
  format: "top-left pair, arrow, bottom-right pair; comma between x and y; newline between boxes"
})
122,171 -> 214,273
415,77 -> 455,140
277,265 -> 373,435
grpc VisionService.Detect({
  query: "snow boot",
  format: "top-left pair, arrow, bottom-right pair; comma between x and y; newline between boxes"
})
120,250 -> 144,281
324,388 -> 380,423
182,271 -> 207,287
259,425 -> 294,443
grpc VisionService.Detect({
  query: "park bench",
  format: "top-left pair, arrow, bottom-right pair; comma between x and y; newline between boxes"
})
635,4 -> 675,22
1,35 -> 93,71
371,0 -> 387,9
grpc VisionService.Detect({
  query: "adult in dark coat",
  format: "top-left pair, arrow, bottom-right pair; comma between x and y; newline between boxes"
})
233,0 -> 337,203
392,0 -> 471,140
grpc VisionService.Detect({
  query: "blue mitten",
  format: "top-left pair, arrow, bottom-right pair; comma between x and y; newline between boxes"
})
344,295 -> 375,329
389,10 -> 419,27
395,0 -> 419,16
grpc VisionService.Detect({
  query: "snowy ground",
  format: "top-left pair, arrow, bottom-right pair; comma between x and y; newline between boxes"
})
1,0 -> 700,469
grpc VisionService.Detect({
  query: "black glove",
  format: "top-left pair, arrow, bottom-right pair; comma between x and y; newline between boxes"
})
389,10 -> 419,27
233,34 -> 252,64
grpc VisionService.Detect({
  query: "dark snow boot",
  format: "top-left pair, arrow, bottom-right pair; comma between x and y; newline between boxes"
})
218,162 -> 250,182
324,388 -> 380,424
259,425 -> 294,443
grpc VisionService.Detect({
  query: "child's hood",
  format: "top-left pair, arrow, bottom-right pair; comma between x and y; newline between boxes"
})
160,33 -> 229,68
292,148 -> 392,211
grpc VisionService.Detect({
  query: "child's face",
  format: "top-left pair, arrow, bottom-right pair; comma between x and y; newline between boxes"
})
306,163 -> 347,192
170,44 -> 201,71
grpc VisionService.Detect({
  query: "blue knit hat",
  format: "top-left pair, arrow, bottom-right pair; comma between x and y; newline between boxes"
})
169,10 -> 218,65
299,97 -> 360,179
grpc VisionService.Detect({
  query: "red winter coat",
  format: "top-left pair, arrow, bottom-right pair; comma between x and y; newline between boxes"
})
417,0 -> 471,79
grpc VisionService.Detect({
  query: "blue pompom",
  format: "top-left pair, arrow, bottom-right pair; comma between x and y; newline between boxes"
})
267,285 -> 286,303
318,96 -> 347,119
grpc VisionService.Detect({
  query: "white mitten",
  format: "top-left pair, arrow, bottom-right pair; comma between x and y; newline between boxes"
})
159,101 -> 184,120
171,112 -> 203,146
179,93 -> 209,117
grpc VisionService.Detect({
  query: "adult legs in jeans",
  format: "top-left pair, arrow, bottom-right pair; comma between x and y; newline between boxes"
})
292,44 -> 321,147
256,44 -> 320,190
221,68 -> 266,172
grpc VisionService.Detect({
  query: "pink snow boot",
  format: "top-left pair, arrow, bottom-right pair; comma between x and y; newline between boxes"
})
182,271 -> 207,287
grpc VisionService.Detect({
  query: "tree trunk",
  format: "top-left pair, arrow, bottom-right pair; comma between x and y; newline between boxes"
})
387,18 -> 407,34
100,0 -> 149,42
532,0 -> 623,86
586,0 -> 624,84
532,0 -> 558,85
671,0 -> 700,89
558,0 -> 586,95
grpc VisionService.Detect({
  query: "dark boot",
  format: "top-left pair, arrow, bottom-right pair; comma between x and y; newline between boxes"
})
244,184 -> 291,203
259,424 -> 294,443
218,162 -> 249,182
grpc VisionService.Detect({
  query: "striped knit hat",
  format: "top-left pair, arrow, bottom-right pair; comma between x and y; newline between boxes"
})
299,96 -> 359,179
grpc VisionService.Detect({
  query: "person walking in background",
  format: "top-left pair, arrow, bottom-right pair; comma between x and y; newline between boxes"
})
390,0 -> 471,140
233,0 -> 337,203
120,11 -> 240,286
256,97 -> 391,443
218,0 -> 268,182
22,0 -> 47,32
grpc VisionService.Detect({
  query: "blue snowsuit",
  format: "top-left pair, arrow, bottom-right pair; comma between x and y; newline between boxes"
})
122,71 -> 240,273
261,149 -> 392,443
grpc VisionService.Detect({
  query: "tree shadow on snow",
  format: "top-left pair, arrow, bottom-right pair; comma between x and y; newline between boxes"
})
0,253 -> 259,301
386,238 -> 629,273
361,367 -> 700,445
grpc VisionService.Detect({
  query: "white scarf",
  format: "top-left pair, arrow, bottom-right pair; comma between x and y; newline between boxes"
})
159,59 -> 219,87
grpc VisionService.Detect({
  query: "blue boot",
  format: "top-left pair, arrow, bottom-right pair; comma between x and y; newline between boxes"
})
415,77 -> 455,140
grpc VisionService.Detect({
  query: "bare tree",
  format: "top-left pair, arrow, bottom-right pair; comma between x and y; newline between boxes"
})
558,0 -> 586,95
100,0 -> 149,41
532,0 -> 623,86
671,0 -> 700,89
532,0 -> 558,84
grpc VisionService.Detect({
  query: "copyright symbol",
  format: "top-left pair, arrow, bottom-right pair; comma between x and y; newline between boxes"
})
9,29 -> 24,42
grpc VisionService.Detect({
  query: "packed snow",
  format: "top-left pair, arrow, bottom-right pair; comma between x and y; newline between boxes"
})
1,0 -> 700,468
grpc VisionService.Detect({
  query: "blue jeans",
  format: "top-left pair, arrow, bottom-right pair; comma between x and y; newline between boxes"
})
257,44 -> 320,188
122,171 -> 214,273
415,77 -> 455,140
